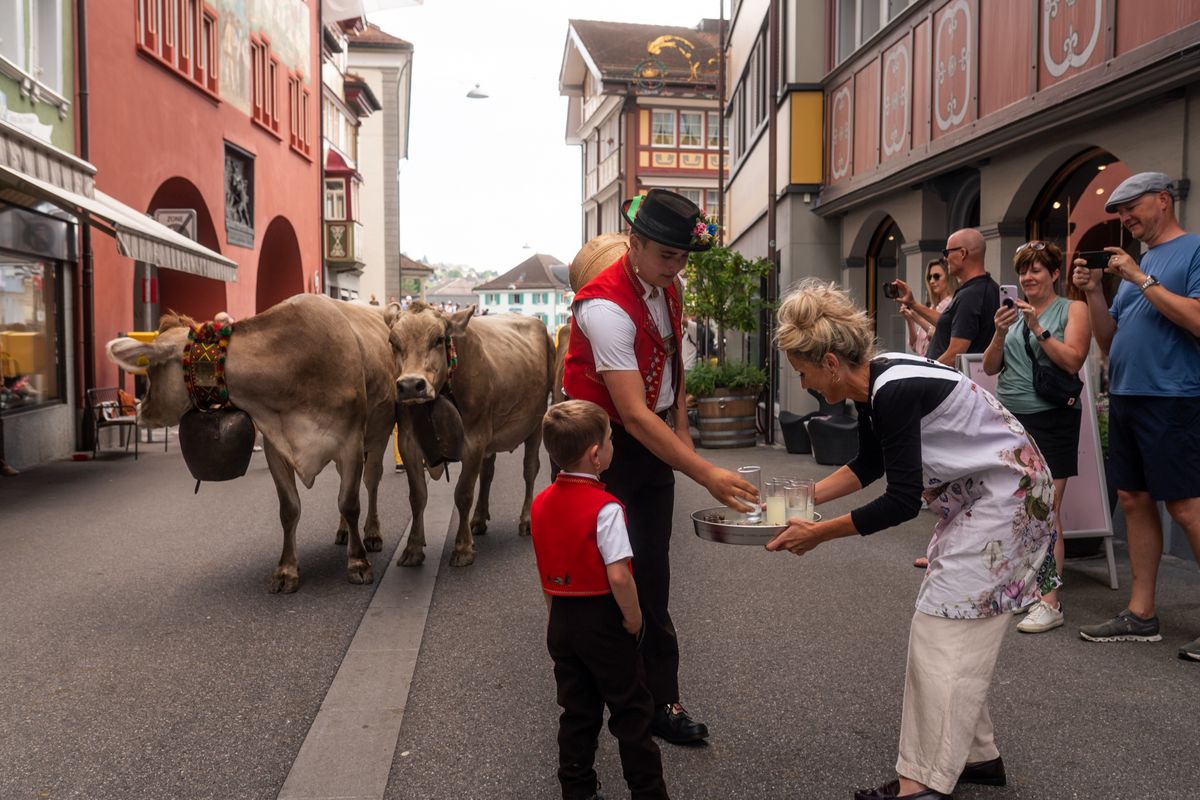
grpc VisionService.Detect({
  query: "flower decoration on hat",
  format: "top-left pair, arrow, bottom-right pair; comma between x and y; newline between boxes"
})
692,211 -> 719,248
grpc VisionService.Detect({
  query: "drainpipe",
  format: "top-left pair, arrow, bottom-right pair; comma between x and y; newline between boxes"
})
76,0 -> 95,452
716,3 -> 725,246
763,0 -> 779,445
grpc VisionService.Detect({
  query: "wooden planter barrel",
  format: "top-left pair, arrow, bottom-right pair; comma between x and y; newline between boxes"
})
696,389 -> 758,448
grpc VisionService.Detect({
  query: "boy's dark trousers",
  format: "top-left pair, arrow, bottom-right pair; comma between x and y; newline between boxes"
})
601,421 -> 679,706
548,594 -> 669,800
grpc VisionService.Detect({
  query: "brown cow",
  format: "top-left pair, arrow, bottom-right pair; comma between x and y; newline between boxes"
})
106,294 -> 397,593
387,302 -> 553,567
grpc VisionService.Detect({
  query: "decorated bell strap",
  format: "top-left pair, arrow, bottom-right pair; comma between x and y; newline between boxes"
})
182,319 -> 233,410
439,335 -> 458,381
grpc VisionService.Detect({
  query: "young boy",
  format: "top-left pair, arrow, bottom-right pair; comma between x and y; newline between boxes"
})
531,400 -> 670,800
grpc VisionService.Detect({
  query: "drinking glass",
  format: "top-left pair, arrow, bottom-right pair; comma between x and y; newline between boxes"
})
764,478 -> 789,525
787,479 -> 816,521
737,465 -> 762,522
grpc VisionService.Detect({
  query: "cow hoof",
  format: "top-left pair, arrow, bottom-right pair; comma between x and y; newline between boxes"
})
470,519 -> 488,537
347,559 -> 374,585
518,519 -> 532,537
334,529 -> 348,546
364,535 -> 384,553
398,548 -> 425,567
449,547 -> 476,567
270,567 -> 300,594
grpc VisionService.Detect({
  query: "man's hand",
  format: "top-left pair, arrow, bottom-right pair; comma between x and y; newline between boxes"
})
622,611 -> 643,637
1071,259 -> 1105,295
702,466 -> 760,512
1103,246 -> 1146,286
765,519 -> 826,556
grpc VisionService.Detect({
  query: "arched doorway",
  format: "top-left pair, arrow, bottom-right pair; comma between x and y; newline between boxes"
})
866,217 -> 906,353
1027,147 -> 1131,300
255,216 -> 304,312
145,178 -> 227,325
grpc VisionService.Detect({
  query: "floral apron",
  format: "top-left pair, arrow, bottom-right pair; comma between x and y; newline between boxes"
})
917,379 -> 1059,619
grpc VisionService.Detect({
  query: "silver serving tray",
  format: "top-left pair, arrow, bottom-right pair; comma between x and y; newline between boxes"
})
692,507 -> 821,546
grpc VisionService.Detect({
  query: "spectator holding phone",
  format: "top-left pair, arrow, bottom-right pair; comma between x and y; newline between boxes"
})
1071,172 -> 1200,660
899,258 -> 958,357
982,241 -> 1091,633
894,228 -> 999,366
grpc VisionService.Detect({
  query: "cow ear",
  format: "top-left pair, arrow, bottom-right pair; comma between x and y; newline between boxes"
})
383,302 -> 403,328
106,337 -> 174,375
447,304 -> 476,336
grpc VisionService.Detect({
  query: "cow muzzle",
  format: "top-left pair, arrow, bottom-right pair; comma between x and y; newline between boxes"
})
396,375 -> 437,403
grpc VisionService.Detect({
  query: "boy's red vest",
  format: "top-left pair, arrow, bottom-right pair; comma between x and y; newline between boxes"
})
562,253 -> 683,425
530,474 -> 629,596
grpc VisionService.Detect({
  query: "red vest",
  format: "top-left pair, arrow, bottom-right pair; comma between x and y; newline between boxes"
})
530,475 -> 629,596
562,253 -> 683,425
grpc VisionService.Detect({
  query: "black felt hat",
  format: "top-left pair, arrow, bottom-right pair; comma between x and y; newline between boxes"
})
621,188 -> 715,252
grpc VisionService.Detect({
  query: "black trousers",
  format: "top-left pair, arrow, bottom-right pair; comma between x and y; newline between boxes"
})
601,421 -> 679,706
548,595 -> 668,800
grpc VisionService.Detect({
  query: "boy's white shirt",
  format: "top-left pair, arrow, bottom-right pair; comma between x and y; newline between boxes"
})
560,471 -> 634,565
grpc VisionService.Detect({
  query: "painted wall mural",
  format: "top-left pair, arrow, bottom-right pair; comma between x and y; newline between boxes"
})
215,0 -> 312,115
933,0 -> 972,133
881,39 -> 910,158
1041,0 -> 1103,79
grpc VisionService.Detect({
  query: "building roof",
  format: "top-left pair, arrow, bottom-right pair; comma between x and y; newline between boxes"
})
427,277 -> 478,297
565,19 -> 719,87
474,253 -> 568,291
400,254 -> 435,278
347,22 -> 413,50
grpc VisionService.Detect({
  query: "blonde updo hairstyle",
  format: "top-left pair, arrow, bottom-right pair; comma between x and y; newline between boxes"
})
775,278 -> 877,367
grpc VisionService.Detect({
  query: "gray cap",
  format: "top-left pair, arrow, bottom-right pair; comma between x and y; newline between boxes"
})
1105,171 -> 1176,213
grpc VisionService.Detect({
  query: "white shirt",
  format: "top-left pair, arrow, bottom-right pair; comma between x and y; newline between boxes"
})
574,276 -> 676,412
560,472 -> 634,565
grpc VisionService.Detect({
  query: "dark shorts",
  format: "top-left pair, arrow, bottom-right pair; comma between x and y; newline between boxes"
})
1014,407 -> 1082,480
1107,394 -> 1200,501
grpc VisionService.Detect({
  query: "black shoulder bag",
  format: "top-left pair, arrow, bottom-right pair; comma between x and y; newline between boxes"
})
1022,324 -> 1083,408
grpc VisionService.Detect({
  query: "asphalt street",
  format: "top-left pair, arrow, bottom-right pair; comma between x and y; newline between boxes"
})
2,439 -> 1199,799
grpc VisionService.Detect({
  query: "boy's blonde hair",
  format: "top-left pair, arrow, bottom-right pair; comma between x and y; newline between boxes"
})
775,277 -> 877,366
543,400 -> 609,469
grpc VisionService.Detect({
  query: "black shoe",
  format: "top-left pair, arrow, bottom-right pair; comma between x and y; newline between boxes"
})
957,755 -> 1006,787
651,703 -> 708,744
854,779 -> 951,800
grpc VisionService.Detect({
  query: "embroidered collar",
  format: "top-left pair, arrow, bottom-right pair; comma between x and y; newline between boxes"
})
437,334 -> 458,382
182,319 -> 234,411
557,472 -> 605,489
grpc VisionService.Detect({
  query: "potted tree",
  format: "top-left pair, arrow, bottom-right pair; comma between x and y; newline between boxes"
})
683,245 -> 771,448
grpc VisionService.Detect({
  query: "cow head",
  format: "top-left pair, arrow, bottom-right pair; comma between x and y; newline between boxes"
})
386,301 -> 475,404
105,312 -> 196,428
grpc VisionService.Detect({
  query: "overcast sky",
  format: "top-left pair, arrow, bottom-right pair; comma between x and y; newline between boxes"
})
368,0 -> 726,273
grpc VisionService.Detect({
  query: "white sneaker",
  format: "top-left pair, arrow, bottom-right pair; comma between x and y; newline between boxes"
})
1017,600 -> 1064,633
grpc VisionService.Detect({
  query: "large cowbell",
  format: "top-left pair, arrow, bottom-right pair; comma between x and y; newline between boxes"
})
178,408 -> 257,482
399,395 -> 465,468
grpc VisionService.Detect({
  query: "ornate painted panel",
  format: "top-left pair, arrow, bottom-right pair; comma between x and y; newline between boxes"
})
828,78 -> 853,184
1038,0 -> 1106,90
880,35 -> 912,163
932,0 -> 975,139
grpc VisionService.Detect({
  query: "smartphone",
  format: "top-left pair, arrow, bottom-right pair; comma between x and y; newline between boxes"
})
882,281 -> 899,299
1076,250 -> 1112,270
998,284 -> 1020,309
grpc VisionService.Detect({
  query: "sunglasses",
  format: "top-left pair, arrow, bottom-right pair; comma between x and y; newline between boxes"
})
927,274 -> 944,281
1016,241 -> 1048,254
942,246 -> 968,258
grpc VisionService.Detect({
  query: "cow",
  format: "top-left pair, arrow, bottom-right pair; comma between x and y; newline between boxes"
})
387,302 -> 553,567
106,294 -> 397,593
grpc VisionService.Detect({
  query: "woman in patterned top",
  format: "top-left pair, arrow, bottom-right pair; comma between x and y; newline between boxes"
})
766,279 -> 1057,800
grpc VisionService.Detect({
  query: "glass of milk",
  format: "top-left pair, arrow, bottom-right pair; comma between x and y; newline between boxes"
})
763,479 -> 789,525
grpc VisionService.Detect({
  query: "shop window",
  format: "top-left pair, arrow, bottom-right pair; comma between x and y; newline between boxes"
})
1,257 -> 62,414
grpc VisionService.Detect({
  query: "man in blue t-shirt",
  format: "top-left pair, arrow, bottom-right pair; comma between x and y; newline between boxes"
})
1072,172 -> 1200,661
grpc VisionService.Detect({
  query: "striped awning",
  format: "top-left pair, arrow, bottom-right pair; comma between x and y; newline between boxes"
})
0,163 -> 238,282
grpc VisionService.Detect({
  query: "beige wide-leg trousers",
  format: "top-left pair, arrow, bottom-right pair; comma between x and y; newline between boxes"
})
895,610 -> 1010,795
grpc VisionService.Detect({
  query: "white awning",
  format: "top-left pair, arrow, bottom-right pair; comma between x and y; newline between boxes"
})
0,163 -> 238,282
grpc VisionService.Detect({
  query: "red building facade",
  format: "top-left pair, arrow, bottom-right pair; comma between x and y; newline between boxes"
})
84,0 -> 321,387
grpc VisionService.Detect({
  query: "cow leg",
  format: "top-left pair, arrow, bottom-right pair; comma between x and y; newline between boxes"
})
336,443 -> 374,586
450,444 -> 484,567
518,427 -> 543,537
264,442 -> 301,594
398,438 -> 429,567
469,453 -> 496,537
361,442 -> 385,553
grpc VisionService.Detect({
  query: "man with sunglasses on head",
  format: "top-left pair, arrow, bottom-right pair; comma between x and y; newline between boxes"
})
1071,172 -> 1200,661
894,228 -> 999,366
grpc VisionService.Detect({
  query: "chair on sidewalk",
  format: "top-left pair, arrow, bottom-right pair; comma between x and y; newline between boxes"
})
805,392 -> 858,466
86,387 -> 141,460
